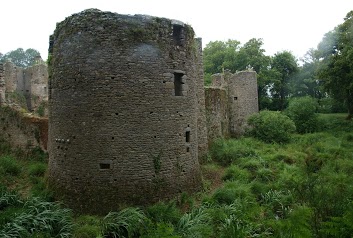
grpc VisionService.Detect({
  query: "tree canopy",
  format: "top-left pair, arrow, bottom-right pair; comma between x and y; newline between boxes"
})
203,38 -> 299,111
317,10 -> 353,119
0,48 -> 41,68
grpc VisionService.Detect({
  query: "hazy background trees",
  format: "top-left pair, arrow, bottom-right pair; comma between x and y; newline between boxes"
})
316,10 -> 353,119
203,10 -> 353,116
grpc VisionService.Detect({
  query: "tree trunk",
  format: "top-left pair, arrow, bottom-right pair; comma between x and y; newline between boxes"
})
347,104 -> 353,120
347,93 -> 353,120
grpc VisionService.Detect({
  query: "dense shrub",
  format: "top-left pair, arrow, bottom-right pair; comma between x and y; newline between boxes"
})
286,96 -> 319,133
247,110 -> 296,143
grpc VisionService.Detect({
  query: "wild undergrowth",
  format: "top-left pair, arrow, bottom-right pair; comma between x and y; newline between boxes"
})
0,113 -> 352,237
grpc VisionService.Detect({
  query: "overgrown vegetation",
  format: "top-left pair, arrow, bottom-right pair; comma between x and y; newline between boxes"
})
285,96 -> 319,133
1,113 -> 353,237
246,110 -> 296,143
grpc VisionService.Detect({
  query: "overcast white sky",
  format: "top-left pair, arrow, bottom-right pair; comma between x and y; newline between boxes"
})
1,0 -> 352,61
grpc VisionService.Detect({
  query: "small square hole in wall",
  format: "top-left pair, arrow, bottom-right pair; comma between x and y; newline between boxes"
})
99,162 -> 111,170
234,97 -> 238,100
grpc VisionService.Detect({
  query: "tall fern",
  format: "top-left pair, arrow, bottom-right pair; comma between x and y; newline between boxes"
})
175,205 -> 212,238
0,197 -> 72,238
102,207 -> 146,238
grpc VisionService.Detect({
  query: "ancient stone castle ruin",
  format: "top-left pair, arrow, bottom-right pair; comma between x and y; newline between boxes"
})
47,9 -> 206,213
205,70 -> 259,144
0,61 -> 48,151
0,56 -> 48,113
46,9 -> 258,213
0,9 -> 258,214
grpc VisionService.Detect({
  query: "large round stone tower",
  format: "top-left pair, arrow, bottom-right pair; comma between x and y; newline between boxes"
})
48,9 -> 204,214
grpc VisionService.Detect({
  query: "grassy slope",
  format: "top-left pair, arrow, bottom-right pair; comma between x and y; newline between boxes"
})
0,113 -> 353,237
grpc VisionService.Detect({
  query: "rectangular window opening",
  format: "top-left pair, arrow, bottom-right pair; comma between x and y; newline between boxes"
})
173,25 -> 183,46
99,162 -> 111,170
185,131 -> 190,143
174,73 -> 183,96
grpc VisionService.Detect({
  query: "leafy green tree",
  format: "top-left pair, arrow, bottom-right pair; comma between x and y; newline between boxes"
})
0,48 -> 40,67
286,96 -> 319,133
203,38 -> 271,109
270,51 -> 299,110
235,38 -> 270,73
317,11 -> 353,119
257,64 -> 283,110
203,40 -> 241,75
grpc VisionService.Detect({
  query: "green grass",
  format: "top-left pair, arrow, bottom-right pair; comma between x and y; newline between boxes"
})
0,155 -> 21,176
0,113 -> 352,237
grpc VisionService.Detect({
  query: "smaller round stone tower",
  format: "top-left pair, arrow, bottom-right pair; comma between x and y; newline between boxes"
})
228,71 -> 258,137
48,9 -> 205,214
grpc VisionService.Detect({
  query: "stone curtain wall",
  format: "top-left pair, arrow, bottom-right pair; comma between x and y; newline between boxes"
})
48,9 -> 205,214
4,61 -> 22,93
24,63 -> 48,112
205,70 -> 258,143
195,38 -> 208,159
0,106 -> 48,151
205,87 -> 229,144
2,60 -> 48,113
0,64 -> 5,105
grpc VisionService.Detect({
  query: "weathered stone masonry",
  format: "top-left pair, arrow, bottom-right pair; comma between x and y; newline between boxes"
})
0,9 -> 259,214
2,59 -> 48,113
0,62 -> 48,154
205,70 -> 258,144
0,106 -> 48,151
48,9 -> 205,214
0,64 -> 5,105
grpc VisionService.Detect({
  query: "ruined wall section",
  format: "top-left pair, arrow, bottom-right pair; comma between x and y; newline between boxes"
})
210,73 -> 225,87
205,70 -> 258,143
205,87 -> 229,145
2,60 -> 48,114
0,106 -> 48,151
24,63 -> 48,112
0,64 -> 5,105
48,9 -> 203,214
195,38 -> 208,159
4,61 -> 24,97
227,71 -> 258,137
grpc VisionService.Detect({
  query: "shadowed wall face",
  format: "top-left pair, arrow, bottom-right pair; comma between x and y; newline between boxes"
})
0,64 -> 4,104
48,9 -> 204,214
